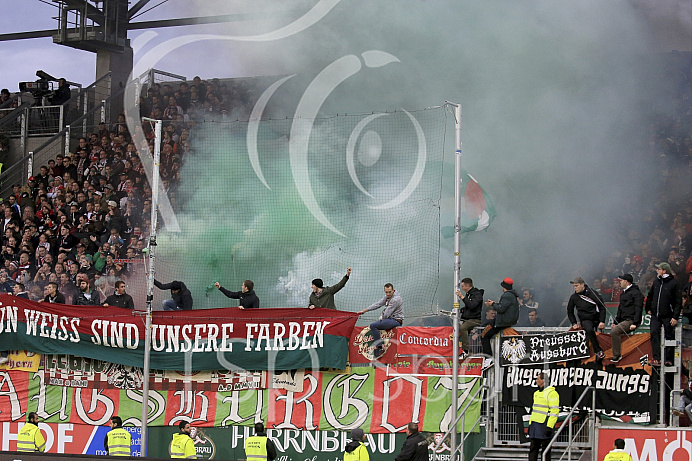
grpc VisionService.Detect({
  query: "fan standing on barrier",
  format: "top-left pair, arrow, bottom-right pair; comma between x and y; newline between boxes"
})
610,274 -> 643,363
566,276 -> 606,360
455,277 -> 484,359
358,282 -> 404,359
482,277 -> 519,358
214,280 -> 259,309
528,372 -> 559,461
309,267 -> 351,309
646,262 -> 681,366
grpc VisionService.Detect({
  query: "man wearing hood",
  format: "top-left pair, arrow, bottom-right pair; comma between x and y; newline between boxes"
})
344,428 -> 369,461
646,262 -> 682,366
566,277 -> 607,360
455,277 -> 484,358
154,279 -> 193,311
482,277 -> 519,357
528,373 -> 559,461
610,274 -> 644,363
244,421 -> 277,460
214,280 -> 259,309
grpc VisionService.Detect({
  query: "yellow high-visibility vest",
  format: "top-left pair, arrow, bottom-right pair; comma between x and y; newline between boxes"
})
17,423 -> 46,452
171,433 -> 196,459
529,386 -> 559,428
245,435 -> 268,460
107,427 -> 132,456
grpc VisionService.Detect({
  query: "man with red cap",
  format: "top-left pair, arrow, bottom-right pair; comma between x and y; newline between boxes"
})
482,277 -> 519,357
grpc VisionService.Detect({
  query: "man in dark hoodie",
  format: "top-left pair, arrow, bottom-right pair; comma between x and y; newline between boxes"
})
394,422 -> 427,461
610,274 -> 644,362
646,262 -> 682,366
214,280 -> 259,309
566,276 -> 607,360
344,428 -> 369,461
455,277 -> 484,358
482,277 -> 519,357
154,279 -> 193,311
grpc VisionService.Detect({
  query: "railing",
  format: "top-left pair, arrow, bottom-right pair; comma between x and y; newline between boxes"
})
542,386 -> 596,461
431,376 -> 488,460
0,72 -> 111,140
0,85 -> 124,199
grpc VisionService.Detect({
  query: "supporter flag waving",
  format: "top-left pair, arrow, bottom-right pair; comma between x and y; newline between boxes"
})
459,169 -> 496,232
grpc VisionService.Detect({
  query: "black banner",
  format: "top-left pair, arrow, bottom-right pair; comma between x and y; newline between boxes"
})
499,330 -> 589,366
503,363 -> 655,421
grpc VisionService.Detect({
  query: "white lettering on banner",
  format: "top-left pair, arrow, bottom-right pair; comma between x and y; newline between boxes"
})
122,389 -> 166,426
0,372 -> 24,421
622,433 -> 692,461
0,305 -> 18,333
246,322 -> 331,352
399,332 -> 449,348
170,390 -> 209,426
267,429 -> 396,455
57,423 -> 73,453
434,378 -> 477,433
380,376 -> 423,432
322,374 -> 369,430
220,389 -> 264,427
274,374 -> 319,430
24,309 -> 80,343
74,389 -> 115,425
1,422 -> 19,451
31,371 -> 70,421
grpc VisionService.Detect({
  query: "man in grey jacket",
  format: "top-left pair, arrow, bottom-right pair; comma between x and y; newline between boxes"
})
358,283 -> 404,358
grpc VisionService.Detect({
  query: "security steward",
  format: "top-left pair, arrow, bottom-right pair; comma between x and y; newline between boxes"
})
245,421 -> 277,460
171,420 -> 196,459
17,412 -> 46,453
528,372 -> 559,461
104,416 -> 131,456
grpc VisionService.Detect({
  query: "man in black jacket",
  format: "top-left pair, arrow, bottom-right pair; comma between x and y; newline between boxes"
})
214,280 -> 259,309
103,281 -> 135,309
610,274 -> 644,362
566,276 -> 606,360
395,422 -> 427,461
73,278 -> 101,306
646,262 -> 682,366
455,277 -> 484,358
40,282 -> 65,304
155,279 -> 193,310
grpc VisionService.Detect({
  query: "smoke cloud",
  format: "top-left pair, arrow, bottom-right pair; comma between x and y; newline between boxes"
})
138,0 -> 689,325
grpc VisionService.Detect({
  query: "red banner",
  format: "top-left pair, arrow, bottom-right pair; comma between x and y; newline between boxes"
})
598,427 -> 692,461
0,294 -> 358,370
349,326 -> 455,364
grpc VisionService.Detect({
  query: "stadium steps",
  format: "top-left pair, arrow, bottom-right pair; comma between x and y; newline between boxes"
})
474,445 -> 589,461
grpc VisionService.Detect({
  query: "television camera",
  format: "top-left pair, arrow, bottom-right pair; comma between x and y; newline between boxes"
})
19,70 -> 60,98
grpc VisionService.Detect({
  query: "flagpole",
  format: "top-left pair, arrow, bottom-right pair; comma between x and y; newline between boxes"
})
446,101 -> 462,459
140,117 -> 161,457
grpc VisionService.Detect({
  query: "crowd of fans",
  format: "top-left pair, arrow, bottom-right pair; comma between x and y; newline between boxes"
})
511,57 -> 692,328
0,76 -> 258,306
